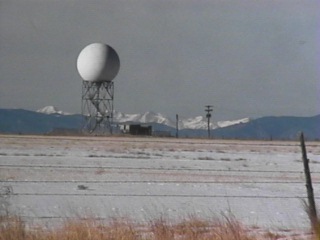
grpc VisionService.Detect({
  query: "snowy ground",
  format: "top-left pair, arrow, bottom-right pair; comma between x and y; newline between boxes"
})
1,135 -> 320,237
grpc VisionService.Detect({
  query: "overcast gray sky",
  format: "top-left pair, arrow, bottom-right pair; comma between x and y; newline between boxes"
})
0,0 -> 319,120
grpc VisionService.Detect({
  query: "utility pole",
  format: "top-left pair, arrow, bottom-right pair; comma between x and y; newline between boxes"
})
176,114 -> 179,138
205,105 -> 213,138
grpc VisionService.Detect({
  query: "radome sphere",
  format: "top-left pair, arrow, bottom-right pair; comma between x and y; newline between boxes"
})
77,43 -> 120,82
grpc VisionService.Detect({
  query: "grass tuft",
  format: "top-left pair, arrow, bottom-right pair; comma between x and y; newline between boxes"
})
0,214 -> 306,240
0,216 -> 26,240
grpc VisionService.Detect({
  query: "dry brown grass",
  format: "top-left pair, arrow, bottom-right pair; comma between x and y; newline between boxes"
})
0,216 -> 26,240
0,214 -> 281,240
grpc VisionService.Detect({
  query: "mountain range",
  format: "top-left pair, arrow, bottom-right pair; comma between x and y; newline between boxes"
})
37,106 -> 250,130
0,106 -> 319,140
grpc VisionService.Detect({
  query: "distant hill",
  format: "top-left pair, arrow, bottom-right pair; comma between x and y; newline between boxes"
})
0,108 -> 319,140
0,109 -> 83,134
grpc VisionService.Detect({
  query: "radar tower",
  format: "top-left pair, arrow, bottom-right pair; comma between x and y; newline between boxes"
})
77,43 -> 120,134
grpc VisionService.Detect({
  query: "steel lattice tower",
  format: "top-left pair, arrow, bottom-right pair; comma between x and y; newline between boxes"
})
82,81 -> 114,134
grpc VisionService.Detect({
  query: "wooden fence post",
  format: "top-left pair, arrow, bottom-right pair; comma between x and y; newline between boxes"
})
300,132 -> 318,228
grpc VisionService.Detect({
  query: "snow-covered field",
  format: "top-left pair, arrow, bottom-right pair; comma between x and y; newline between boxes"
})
1,135 -> 320,236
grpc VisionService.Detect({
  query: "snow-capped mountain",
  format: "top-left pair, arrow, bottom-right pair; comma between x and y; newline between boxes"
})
180,116 -> 250,129
37,106 -> 249,130
113,111 -> 176,127
217,118 -> 250,128
37,106 -> 71,115
180,116 -> 213,129
113,111 -> 249,130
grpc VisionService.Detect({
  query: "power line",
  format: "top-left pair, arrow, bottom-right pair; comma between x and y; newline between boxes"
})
2,180 -> 314,184
0,164 -> 309,174
10,192 -> 312,199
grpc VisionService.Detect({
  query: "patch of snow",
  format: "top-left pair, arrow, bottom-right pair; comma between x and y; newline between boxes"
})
1,135 -> 317,237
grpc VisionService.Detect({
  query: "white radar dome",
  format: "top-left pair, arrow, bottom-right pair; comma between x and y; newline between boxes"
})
77,43 -> 120,82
